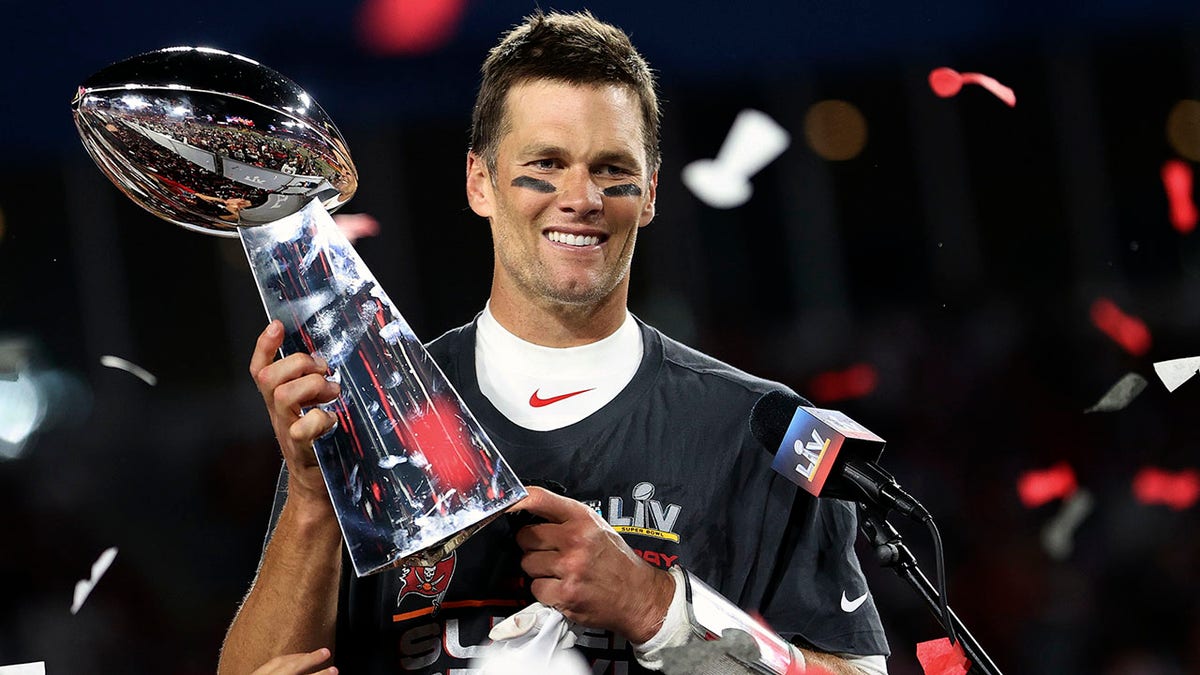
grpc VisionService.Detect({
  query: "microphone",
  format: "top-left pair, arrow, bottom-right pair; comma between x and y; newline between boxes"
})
750,390 -> 930,521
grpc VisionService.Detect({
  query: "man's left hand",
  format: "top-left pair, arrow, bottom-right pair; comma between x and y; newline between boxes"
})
508,486 -> 675,643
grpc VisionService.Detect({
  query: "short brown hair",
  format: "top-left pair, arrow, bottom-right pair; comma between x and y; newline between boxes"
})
470,10 -> 661,174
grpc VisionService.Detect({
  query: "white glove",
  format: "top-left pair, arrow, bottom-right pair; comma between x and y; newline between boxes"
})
472,602 -> 588,675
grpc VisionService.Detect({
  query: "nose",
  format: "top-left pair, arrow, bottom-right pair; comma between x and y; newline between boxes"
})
557,167 -> 603,218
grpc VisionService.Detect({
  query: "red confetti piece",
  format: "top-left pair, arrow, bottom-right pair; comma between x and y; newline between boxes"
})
916,638 -> 971,675
1089,297 -> 1151,357
1161,159 -> 1197,234
334,212 -> 381,243
929,67 -> 1016,107
1132,467 -> 1200,510
807,363 -> 878,403
1017,461 -> 1078,508
355,0 -> 467,56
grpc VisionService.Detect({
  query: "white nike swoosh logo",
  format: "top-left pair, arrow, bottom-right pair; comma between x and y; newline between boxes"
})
840,590 -> 868,612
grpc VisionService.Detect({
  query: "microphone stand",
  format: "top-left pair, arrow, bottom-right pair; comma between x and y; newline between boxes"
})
856,502 -> 1004,675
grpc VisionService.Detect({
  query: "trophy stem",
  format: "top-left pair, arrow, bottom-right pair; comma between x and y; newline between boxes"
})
238,200 -> 525,576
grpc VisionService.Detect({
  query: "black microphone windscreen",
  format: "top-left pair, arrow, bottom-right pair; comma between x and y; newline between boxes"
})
749,390 -> 808,452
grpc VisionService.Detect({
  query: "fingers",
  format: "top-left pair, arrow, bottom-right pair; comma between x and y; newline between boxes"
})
251,322 -> 338,408
250,647 -> 337,675
291,407 -> 338,445
508,485 -> 582,524
514,521 -> 564,552
249,320 -> 286,381
273,369 -> 340,415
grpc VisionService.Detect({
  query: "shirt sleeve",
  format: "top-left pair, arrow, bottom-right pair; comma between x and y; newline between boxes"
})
758,487 -> 890,657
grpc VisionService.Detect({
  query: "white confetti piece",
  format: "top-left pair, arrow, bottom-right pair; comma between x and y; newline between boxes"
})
0,663 -> 46,675
1153,356 -> 1200,392
1041,489 -> 1093,560
1084,372 -> 1147,413
71,546 -> 118,615
378,454 -> 408,469
99,355 -> 157,386
682,109 -> 790,209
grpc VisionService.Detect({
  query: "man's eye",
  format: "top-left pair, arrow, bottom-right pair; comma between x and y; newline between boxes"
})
598,165 -> 630,176
531,159 -> 558,170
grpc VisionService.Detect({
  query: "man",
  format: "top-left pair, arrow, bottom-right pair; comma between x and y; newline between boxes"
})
219,10 -> 889,675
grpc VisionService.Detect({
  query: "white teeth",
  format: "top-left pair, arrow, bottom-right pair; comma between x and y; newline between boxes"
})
547,231 -> 600,246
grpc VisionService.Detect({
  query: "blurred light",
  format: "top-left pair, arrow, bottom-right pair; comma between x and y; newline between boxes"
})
1161,159 -> 1197,233
1017,461 -> 1077,508
170,105 -> 191,117
1132,467 -> 1200,510
0,370 -> 45,458
0,337 -> 92,461
355,0 -> 467,56
1166,100 -> 1200,162
1089,297 -> 1151,357
807,362 -> 877,402
803,100 -> 867,161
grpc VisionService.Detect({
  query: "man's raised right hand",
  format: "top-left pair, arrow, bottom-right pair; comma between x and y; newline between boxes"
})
250,320 -> 340,508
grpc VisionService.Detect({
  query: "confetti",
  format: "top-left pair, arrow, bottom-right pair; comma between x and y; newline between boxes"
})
0,664 -> 46,675
1153,355 -> 1200,392
659,629 -> 763,675
916,637 -> 971,675
355,0 -> 467,56
1161,159 -> 1197,234
1132,467 -> 1200,510
99,355 -> 157,386
808,363 -> 878,403
334,212 -> 382,244
1084,372 -> 1147,413
1089,298 -> 1151,356
1041,489 -> 1094,560
1017,462 -> 1077,508
682,109 -> 790,209
928,67 -> 1016,107
71,547 -> 117,615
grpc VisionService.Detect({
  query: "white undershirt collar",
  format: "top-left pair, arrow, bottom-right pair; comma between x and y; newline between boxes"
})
475,303 -> 643,431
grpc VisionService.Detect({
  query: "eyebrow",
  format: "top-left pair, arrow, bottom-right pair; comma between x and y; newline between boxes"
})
517,144 -> 643,170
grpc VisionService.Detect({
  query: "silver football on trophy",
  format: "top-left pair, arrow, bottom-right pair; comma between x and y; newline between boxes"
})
72,46 -> 357,238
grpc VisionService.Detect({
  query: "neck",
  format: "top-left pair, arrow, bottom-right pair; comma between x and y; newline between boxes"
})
487,282 -> 630,348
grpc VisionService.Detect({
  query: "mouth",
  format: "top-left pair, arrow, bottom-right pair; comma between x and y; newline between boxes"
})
545,230 -> 606,247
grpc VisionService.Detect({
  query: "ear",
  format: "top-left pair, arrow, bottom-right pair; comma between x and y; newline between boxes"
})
638,169 -> 658,228
466,151 -> 494,218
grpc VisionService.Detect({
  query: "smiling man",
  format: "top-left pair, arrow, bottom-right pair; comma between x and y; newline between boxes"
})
219,11 -> 889,675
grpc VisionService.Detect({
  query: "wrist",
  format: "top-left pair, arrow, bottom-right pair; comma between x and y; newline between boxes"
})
281,489 -> 339,534
627,566 -> 678,643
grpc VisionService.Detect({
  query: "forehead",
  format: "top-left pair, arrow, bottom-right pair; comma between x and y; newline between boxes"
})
499,79 -> 646,163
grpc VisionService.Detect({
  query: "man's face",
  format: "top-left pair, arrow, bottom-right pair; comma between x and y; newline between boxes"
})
467,79 -> 657,310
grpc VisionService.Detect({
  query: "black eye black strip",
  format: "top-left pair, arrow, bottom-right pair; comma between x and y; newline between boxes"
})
511,175 -> 557,193
602,184 -> 643,198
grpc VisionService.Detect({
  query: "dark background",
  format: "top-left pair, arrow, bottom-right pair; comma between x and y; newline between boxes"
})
2,1 -> 1199,673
